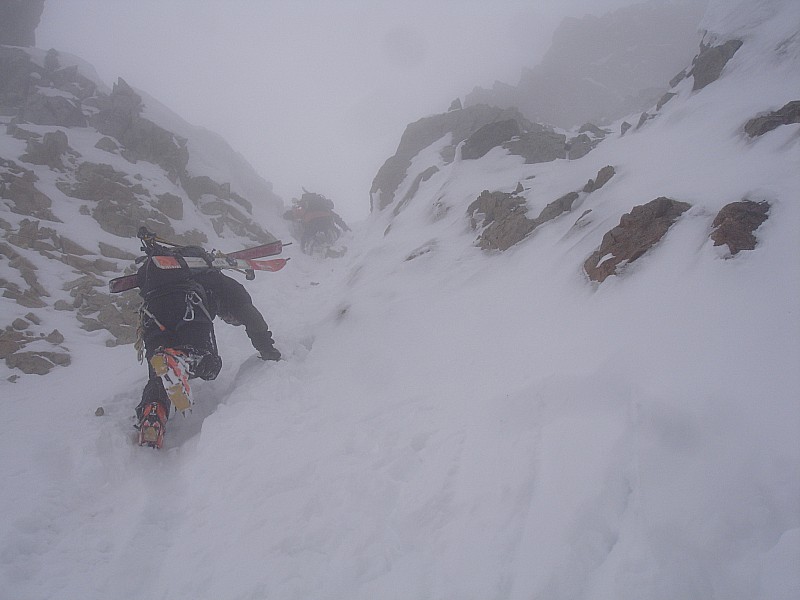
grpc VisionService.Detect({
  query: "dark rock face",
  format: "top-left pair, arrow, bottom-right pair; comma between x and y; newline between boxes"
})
90,79 -> 189,179
0,0 -> 45,46
566,134 -> 597,160
744,101 -> 800,137
583,166 -> 616,193
20,129 -> 77,169
370,105 -> 534,211
503,126 -> 567,164
710,200 -> 769,254
690,39 -> 743,91
584,197 -> 691,282
393,166 -> 439,216
23,90 -> 87,127
1,46 -> 94,125
656,92 -> 677,111
0,46 -> 38,110
372,105 -> 569,212
565,123 -> 610,159
531,192 -> 580,228
462,119 -> 522,160
154,192 -> 183,220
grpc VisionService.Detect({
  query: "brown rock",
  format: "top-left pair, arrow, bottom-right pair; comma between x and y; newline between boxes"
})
710,200 -> 769,254
6,350 -> 70,375
744,101 -> 800,137
584,197 -> 691,282
468,190 -> 534,251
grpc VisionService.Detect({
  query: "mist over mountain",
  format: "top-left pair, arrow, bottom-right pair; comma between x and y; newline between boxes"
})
465,1 -> 706,128
1,0 -> 799,598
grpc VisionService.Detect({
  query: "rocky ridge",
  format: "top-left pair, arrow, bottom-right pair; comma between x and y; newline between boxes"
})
369,9 -> 792,290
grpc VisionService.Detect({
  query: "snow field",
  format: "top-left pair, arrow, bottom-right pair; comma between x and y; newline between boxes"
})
2,0 -> 800,597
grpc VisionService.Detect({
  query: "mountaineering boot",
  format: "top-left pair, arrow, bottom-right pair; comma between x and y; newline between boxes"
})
150,348 -> 192,413
137,401 -> 167,449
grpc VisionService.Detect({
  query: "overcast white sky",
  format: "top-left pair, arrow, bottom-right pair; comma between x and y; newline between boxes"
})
38,0 -> 641,221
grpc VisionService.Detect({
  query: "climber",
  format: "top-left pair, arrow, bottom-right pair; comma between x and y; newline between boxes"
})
283,191 -> 350,254
134,235 -> 280,448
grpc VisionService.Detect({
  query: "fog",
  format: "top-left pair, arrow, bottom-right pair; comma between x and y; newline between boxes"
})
38,0 -> 652,221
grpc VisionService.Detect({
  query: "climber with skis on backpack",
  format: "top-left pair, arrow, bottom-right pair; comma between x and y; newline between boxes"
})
132,228 -> 282,449
282,190 -> 350,255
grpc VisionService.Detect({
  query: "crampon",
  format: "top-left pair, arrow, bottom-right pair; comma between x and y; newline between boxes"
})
150,348 -> 193,414
137,401 -> 167,449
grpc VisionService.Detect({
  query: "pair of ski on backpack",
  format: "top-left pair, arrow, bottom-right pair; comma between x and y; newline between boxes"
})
110,238 -> 289,294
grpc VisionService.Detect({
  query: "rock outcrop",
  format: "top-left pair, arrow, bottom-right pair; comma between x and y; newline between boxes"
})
468,191 -> 532,251
468,166 -> 616,251
744,101 -> 800,137
583,166 -> 616,193
461,120 -> 522,161
710,200 -> 769,255
503,126 -> 567,165
89,79 -> 189,179
370,105 -> 535,211
584,197 -> 691,282
690,39 -> 743,91
371,105 -> 569,212
20,129 -> 78,169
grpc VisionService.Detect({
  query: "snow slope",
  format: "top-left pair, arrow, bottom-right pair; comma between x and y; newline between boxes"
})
1,1 -> 798,599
